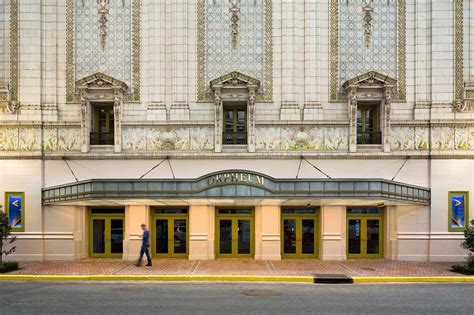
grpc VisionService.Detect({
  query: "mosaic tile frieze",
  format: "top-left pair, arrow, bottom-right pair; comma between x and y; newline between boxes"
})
331,0 -> 406,101
198,0 -> 272,101
67,0 -> 140,102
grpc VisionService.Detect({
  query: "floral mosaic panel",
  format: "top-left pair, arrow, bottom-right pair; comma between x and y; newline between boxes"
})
431,127 -> 455,150
391,127 -> 415,151
75,0 -> 132,86
339,0 -> 398,87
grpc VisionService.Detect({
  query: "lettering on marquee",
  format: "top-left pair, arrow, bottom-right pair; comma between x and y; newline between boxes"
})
207,172 -> 265,186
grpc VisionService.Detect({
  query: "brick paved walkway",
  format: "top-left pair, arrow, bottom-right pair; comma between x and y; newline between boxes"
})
8,259 -> 461,277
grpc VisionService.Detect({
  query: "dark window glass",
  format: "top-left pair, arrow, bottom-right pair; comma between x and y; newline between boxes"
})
281,208 -> 318,215
218,209 -> 253,215
347,207 -> 382,215
90,208 -> 125,214
153,208 -> 188,215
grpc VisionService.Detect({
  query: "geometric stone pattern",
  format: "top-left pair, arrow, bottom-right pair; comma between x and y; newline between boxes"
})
198,0 -> 272,101
75,0 -> 132,88
205,1 -> 264,87
339,0 -> 398,88
331,0 -> 406,101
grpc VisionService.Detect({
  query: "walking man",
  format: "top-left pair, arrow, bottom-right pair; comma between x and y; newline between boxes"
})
136,223 -> 152,267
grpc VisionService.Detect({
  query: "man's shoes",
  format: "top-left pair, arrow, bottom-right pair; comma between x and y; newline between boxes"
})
145,263 -> 152,267
135,263 -> 141,267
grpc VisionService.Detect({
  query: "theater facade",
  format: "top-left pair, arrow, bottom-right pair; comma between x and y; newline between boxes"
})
0,1 -> 473,262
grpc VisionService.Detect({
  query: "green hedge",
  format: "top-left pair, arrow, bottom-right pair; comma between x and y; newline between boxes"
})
0,262 -> 19,273
452,263 -> 474,275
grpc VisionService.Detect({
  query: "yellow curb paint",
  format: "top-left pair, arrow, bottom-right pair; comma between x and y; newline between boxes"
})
352,276 -> 474,283
0,274 -> 314,283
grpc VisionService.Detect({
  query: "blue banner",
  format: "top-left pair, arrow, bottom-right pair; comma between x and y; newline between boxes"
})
451,195 -> 465,228
8,195 -> 22,228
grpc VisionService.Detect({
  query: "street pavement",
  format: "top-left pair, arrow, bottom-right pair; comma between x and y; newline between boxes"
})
0,281 -> 473,315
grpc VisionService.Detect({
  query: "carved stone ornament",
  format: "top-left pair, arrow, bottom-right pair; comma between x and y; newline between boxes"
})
160,128 -> 177,144
452,99 -> 467,113
97,0 -> 110,50
294,128 -> 310,144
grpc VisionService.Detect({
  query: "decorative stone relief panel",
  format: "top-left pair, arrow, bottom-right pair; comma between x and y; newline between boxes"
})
431,127 -> 455,150
391,127 -> 414,151
454,127 -> 474,150
256,127 -> 348,151
0,127 -> 19,151
57,128 -> 81,151
18,128 -> 41,151
414,128 -> 429,150
331,0 -> 405,101
198,0 -> 272,101
122,127 -> 214,152
67,0 -> 140,101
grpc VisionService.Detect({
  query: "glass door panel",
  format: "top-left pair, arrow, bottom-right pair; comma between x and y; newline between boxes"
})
348,219 -> 361,255
155,219 -> 169,254
219,220 -> 233,254
301,219 -> 315,254
92,219 -> 106,254
110,219 -> 123,254
173,219 -> 187,254
237,219 -> 251,254
366,219 -> 380,255
283,219 -> 297,254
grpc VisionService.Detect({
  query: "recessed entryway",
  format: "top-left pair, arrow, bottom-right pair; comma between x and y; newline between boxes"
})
89,208 -> 124,258
152,208 -> 189,258
346,207 -> 384,258
281,207 -> 319,258
216,209 -> 254,258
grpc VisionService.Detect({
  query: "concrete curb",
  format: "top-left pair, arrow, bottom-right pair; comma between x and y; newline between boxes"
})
0,274 -> 315,283
352,276 -> 474,283
0,274 -> 473,283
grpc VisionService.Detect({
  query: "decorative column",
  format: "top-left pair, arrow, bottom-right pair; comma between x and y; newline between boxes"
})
247,85 -> 257,153
382,85 -> 393,153
348,86 -> 358,153
113,94 -> 123,153
80,95 -> 90,153
213,86 -> 223,153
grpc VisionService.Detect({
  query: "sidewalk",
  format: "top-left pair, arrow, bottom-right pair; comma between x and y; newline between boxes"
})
2,259 -> 470,281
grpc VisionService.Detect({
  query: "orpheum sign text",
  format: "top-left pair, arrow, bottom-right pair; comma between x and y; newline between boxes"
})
207,172 -> 265,186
